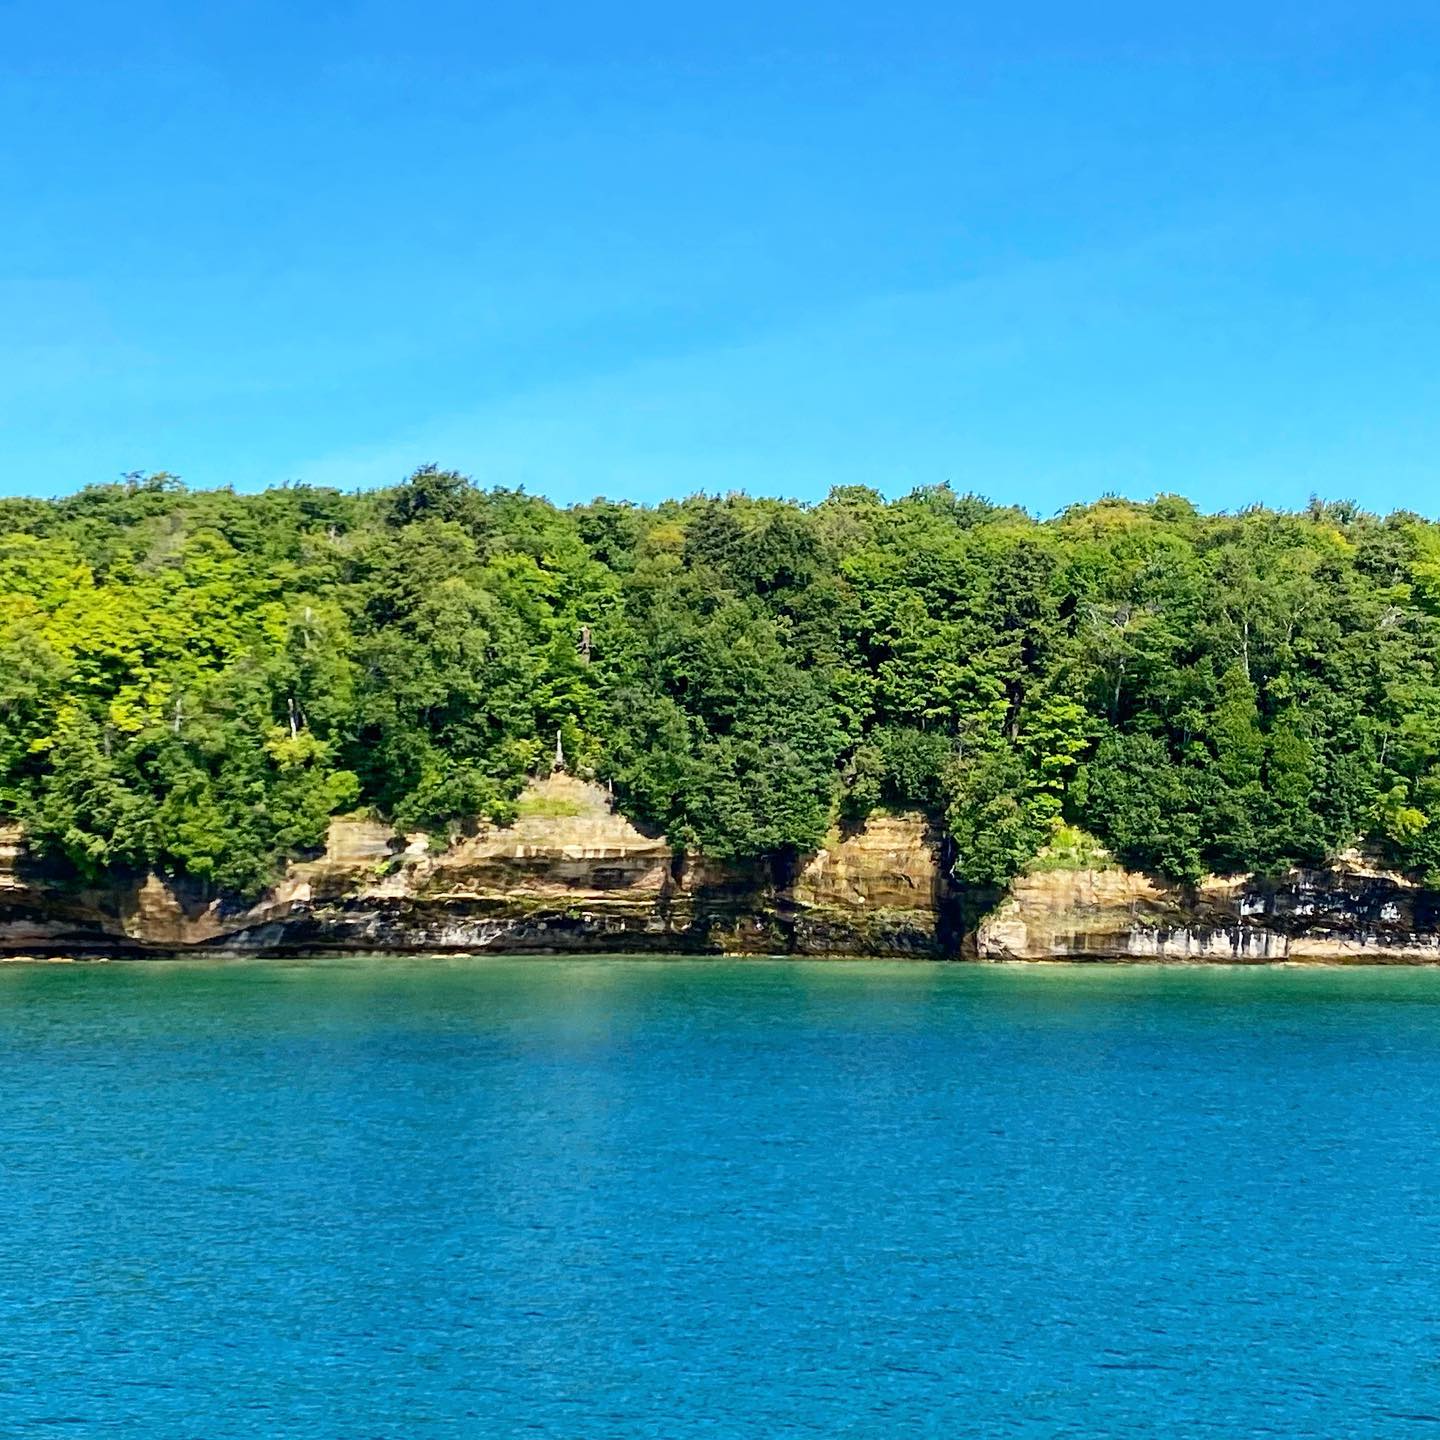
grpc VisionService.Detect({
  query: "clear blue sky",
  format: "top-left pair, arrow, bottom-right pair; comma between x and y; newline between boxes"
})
4,1 -> 1440,513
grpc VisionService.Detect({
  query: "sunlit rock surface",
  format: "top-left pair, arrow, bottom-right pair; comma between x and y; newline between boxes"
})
3,781 -> 1440,960
0,779 -> 950,957
977,863 -> 1440,963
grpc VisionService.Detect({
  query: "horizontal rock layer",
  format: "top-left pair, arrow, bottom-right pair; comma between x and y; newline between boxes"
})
976,864 -> 1440,963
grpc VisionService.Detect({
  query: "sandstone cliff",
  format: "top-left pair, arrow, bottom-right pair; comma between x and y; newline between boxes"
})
4,779 -> 1440,960
0,776 -> 951,958
976,861 -> 1440,963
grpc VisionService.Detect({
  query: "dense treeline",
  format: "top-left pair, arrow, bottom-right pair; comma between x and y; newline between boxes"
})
4,469 -> 1440,895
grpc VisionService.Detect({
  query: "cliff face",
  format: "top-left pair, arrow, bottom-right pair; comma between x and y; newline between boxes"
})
976,863 -> 1440,963
0,777 -> 952,958
4,780 -> 1440,960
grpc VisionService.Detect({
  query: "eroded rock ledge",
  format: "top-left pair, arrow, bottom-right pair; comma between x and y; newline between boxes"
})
3,776 -> 1439,960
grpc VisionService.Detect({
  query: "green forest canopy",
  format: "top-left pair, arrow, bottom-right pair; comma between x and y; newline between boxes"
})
4,469 -> 1440,895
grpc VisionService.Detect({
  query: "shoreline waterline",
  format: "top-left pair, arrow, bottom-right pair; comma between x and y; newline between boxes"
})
7,948 -> 1440,970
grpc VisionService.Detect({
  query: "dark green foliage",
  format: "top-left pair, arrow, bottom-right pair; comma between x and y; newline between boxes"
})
1074,733 -> 1205,883
5,469 -> 1440,893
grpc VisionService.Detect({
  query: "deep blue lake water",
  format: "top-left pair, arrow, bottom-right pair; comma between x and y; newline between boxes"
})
3,957 -> 1440,1437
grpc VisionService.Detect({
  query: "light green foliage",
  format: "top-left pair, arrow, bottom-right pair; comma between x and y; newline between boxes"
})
1026,822 -> 1112,874
514,794 -> 584,820
3,473 -> 1440,892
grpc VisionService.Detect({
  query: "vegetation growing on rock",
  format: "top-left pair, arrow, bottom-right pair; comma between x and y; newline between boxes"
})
3,469 -> 1439,894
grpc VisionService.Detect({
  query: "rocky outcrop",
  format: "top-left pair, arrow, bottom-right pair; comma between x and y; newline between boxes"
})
0,777 -> 953,958
6,781 -> 1440,961
976,862 -> 1440,963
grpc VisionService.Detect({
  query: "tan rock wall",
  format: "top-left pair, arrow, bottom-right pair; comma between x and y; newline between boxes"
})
794,813 -> 942,912
978,864 -> 1440,963
0,782 -> 950,957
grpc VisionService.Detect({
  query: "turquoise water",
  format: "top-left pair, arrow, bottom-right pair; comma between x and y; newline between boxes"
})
3,958 -> 1440,1436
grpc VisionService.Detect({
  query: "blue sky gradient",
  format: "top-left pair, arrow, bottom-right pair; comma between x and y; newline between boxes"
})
3,1 -> 1439,512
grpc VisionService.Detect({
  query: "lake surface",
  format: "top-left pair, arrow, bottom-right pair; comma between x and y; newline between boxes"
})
3,957 -> 1440,1436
